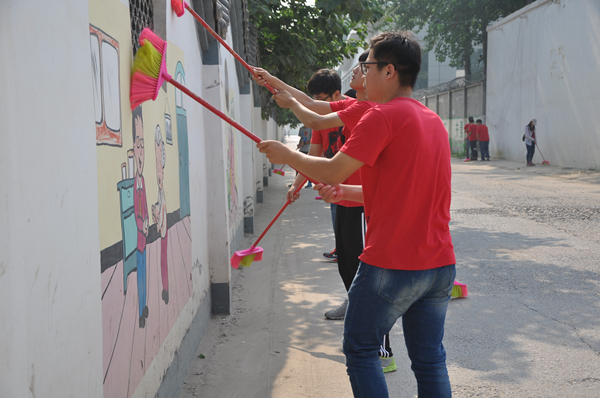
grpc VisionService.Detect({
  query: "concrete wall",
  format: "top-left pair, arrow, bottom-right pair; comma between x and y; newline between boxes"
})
418,82 -> 484,157
0,1 -> 104,397
0,0 -> 277,397
486,0 -> 600,168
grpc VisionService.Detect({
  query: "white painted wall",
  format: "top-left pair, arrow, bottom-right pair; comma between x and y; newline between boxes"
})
0,2 -> 104,397
486,0 -> 600,168
0,1 -> 268,397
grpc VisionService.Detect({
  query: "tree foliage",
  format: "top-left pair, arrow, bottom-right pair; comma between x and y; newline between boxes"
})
249,0 -> 382,126
381,0 -> 534,77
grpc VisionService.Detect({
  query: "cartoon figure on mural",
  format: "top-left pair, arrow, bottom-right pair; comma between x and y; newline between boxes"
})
132,106 -> 149,328
152,125 -> 169,305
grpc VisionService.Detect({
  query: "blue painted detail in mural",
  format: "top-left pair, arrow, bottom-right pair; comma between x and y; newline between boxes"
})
117,178 -> 137,292
175,62 -> 191,219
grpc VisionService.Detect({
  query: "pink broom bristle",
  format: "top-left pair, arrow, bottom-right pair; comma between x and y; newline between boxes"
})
130,28 -> 172,109
139,28 -> 165,53
171,0 -> 186,17
230,246 -> 264,268
130,72 -> 159,110
451,281 -> 468,298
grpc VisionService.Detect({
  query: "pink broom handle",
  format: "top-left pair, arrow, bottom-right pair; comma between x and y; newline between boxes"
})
170,77 -> 321,185
168,77 -> 262,144
169,78 -> 320,185
251,178 -> 307,247
183,3 -> 276,95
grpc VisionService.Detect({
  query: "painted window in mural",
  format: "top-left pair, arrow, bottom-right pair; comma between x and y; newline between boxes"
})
90,25 -> 122,146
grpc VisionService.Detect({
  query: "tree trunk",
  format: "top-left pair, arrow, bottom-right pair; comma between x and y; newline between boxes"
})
464,47 -> 472,77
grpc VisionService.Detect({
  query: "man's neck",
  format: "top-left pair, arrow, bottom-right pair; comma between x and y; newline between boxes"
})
384,86 -> 413,103
356,90 -> 367,102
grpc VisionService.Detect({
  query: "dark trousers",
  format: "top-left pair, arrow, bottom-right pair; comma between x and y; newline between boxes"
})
469,140 -> 479,160
480,140 -> 490,159
464,139 -> 470,159
526,143 -> 535,163
335,205 -> 393,357
335,205 -> 364,292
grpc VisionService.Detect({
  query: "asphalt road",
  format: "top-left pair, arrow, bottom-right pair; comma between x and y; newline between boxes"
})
180,144 -> 600,398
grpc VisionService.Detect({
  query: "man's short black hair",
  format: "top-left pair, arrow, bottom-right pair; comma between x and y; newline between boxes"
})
468,117 -> 475,123
307,69 -> 341,97
369,31 -> 421,88
476,119 -> 482,124
344,89 -> 357,99
358,50 -> 369,63
132,106 -> 143,143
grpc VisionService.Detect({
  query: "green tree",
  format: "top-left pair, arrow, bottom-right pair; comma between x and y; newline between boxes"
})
250,0 -> 382,126
381,0 -> 534,78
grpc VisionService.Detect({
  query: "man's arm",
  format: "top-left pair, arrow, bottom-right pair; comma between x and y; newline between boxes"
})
252,68 -> 333,115
258,140 -> 363,186
314,183 -> 363,204
274,91 -> 343,131
287,144 -> 323,202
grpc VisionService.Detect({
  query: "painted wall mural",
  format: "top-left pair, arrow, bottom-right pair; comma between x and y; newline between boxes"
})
89,1 -> 193,396
224,60 -> 240,230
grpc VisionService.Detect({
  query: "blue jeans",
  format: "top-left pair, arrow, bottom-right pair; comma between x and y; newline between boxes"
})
330,203 -> 338,231
526,143 -> 535,163
344,262 -> 456,398
480,141 -> 489,159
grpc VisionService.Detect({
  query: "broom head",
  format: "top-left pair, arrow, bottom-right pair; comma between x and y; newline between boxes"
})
273,169 -> 285,176
130,28 -> 172,110
451,281 -> 468,298
542,160 -> 550,165
230,246 -> 264,269
171,0 -> 187,17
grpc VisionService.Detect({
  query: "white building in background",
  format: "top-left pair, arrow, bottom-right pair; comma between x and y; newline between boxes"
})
486,0 -> 600,169
338,27 -> 463,93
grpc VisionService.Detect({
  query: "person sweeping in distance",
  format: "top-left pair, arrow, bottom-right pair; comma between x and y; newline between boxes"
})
257,32 -> 456,398
253,50 -> 397,373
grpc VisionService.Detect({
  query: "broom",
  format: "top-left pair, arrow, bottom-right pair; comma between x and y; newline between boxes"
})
130,28 -> 263,145
451,281 -> 468,298
231,178 -> 308,268
273,165 -> 286,176
171,0 -> 276,95
535,143 -> 550,165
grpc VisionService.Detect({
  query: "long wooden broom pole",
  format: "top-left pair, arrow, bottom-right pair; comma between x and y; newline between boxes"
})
184,3 -> 276,94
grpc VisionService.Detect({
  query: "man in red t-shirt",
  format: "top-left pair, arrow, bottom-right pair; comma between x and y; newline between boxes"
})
467,120 -> 479,161
254,50 -> 398,373
476,119 -> 490,161
257,32 -> 456,397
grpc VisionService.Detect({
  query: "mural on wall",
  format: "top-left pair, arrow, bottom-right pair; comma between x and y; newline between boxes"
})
175,62 -> 191,218
90,25 -> 123,146
224,61 -> 240,229
89,2 -> 194,396
153,124 -> 169,305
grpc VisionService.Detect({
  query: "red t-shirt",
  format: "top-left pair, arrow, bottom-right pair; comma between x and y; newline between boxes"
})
463,123 -> 471,138
320,97 -> 375,208
477,124 -> 489,141
468,124 -> 478,141
340,97 -> 456,271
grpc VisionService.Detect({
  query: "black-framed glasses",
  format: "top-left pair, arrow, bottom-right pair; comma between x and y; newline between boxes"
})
360,61 -> 390,75
312,94 -> 332,101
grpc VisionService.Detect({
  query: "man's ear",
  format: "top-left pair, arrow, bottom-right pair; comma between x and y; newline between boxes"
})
385,64 -> 396,78
331,90 -> 341,101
